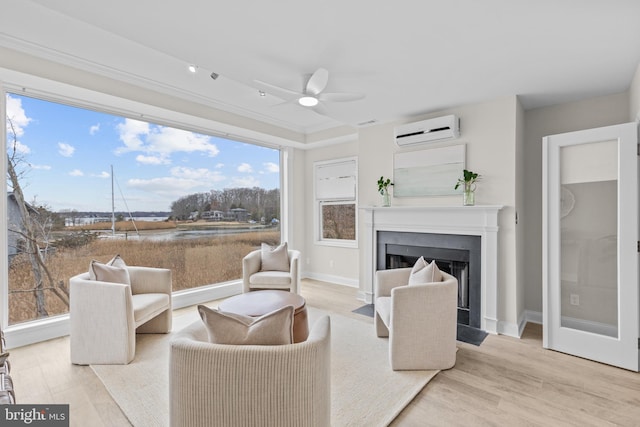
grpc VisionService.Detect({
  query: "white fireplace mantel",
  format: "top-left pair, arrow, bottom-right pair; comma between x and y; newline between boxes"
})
361,205 -> 503,334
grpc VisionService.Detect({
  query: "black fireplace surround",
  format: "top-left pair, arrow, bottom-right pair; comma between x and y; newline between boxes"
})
377,231 -> 482,330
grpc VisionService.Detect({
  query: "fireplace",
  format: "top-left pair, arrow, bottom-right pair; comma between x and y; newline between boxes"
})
377,231 -> 481,329
361,205 -> 502,334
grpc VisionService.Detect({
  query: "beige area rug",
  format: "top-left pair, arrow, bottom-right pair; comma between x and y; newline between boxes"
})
92,307 -> 438,427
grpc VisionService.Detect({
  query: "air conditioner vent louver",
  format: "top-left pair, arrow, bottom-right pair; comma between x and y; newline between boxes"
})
394,115 -> 460,147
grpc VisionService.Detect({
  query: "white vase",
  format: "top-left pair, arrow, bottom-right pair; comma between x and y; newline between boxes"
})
381,189 -> 391,207
463,183 -> 476,206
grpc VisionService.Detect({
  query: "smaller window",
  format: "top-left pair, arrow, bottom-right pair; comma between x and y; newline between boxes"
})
314,157 -> 357,247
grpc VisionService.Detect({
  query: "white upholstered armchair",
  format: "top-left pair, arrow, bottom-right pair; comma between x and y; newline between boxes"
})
169,315 -> 331,427
242,248 -> 301,294
69,266 -> 172,365
375,267 -> 458,371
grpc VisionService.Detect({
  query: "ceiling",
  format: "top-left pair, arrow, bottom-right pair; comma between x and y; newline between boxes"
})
2,0 -> 640,139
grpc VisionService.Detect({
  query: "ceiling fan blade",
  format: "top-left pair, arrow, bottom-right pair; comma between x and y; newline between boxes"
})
311,102 -> 329,116
305,68 -> 329,96
318,92 -> 366,102
254,79 -> 302,102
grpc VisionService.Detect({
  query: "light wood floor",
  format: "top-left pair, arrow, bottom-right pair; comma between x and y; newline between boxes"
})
8,279 -> 640,427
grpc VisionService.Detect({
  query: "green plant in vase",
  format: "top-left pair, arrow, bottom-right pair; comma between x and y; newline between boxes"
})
377,176 -> 393,207
455,169 -> 480,206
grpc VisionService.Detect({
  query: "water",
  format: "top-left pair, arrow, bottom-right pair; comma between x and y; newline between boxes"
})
133,227 -> 268,242
65,216 -> 169,227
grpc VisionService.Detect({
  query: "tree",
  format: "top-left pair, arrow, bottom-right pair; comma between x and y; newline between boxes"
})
170,187 -> 281,223
6,118 -> 69,318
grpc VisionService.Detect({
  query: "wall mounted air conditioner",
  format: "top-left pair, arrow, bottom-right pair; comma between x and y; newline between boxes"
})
394,115 -> 460,147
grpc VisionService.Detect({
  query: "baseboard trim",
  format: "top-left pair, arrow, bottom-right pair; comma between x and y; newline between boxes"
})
303,272 -> 359,288
525,310 -> 543,325
357,290 -> 373,304
497,320 -> 521,338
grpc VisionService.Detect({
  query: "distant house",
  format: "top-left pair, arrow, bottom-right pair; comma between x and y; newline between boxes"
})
201,210 -> 225,221
226,208 -> 249,222
7,193 -> 38,262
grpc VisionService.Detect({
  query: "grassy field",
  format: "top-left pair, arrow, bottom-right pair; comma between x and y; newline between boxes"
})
8,229 -> 280,325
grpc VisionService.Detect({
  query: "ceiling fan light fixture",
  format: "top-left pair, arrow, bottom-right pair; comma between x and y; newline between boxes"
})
298,96 -> 319,107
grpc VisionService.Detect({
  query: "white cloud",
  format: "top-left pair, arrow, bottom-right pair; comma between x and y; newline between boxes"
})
147,127 -> 219,157
115,119 -> 219,163
170,166 -> 225,183
58,142 -> 75,157
92,171 -> 110,179
136,154 -> 170,165
215,163 -> 225,169
127,177 -> 204,197
5,94 -> 31,137
237,163 -> 253,173
116,118 -> 149,153
12,141 -> 31,155
89,123 -> 100,135
30,164 -> 51,170
263,162 -> 279,173
122,167 -> 226,201
69,169 -> 84,177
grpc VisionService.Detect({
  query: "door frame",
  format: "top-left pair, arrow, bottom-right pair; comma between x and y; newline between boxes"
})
542,122 -> 639,372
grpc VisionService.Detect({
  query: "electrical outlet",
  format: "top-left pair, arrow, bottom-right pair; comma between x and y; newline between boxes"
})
570,294 -> 580,306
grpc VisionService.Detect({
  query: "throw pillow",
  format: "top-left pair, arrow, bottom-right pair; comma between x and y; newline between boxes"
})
260,242 -> 290,272
89,260 -> 131,285
408,256 -> 443,285
89,254 -> 127,280
107,254 -> 127,269
197,304 -> 294,345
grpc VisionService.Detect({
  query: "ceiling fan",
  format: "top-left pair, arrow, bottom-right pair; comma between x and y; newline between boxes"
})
255,68 -> 365,113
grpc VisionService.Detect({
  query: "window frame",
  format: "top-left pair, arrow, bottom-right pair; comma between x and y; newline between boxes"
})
313,156 -> 358,248
1,70 -> 289,347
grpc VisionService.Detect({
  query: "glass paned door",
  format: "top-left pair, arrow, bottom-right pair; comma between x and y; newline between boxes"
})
559,141 -> 618,337
543,122 -> 638,372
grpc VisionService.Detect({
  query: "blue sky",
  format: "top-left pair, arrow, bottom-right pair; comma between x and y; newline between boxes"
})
5,93 -> 280,212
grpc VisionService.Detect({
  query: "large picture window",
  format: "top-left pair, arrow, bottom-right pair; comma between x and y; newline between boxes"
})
5,92 -> 281,326
314,157 -> 357,247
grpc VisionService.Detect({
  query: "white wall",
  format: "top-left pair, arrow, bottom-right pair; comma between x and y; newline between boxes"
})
344,96 -> 521,333
301,140 -> 360,287
522,92 -> 630,316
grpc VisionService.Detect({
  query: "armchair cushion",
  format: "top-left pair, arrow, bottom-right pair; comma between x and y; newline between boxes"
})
249,271 -> 292,287
198,304 -> 294,345
133,293 -> 171,327
408,256 -> 442,286
260,242 -> 290,271
89,260 -> 130,285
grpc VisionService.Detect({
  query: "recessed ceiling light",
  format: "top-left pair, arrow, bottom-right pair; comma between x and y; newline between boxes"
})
298,96 -> 319,107
188,64 -> 197,73
258,90 -> 266,97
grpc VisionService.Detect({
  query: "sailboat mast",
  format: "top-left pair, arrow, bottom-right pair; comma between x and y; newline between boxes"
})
111,165 -> 115,236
